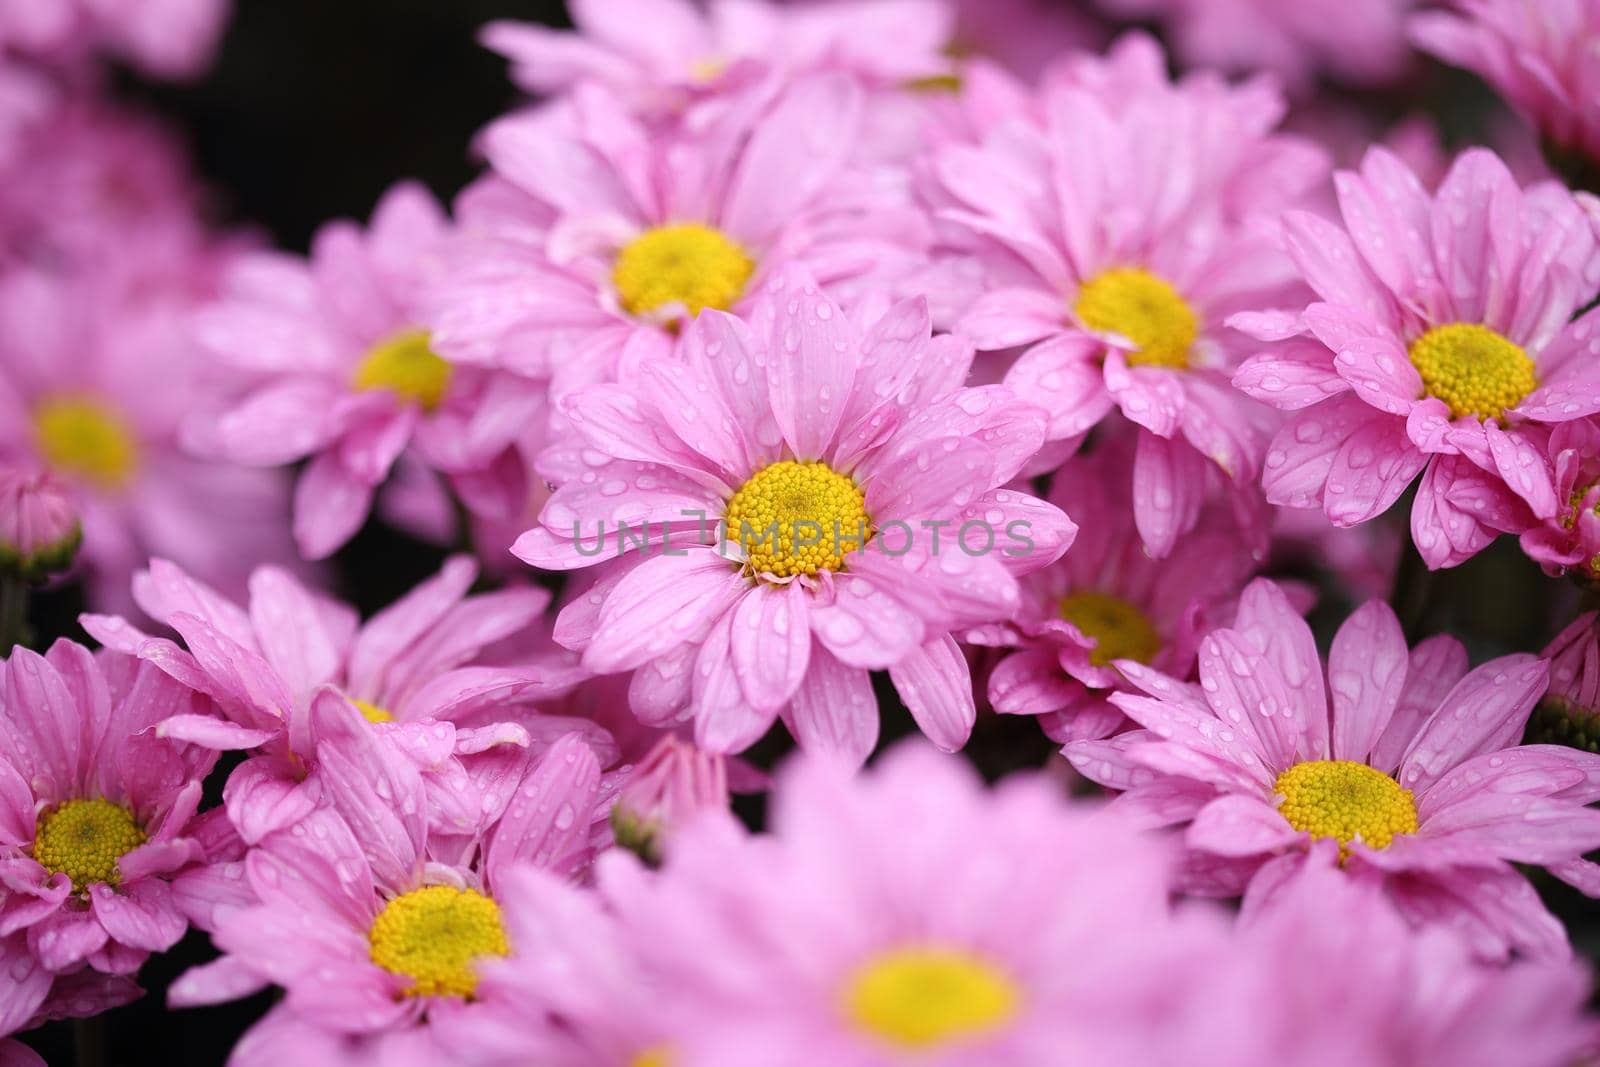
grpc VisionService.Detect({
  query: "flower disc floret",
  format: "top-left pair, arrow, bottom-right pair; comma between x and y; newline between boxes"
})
612,224 -> 755,319
33,397 -> 139,488
844,947 -> 1021,1049
1074,268 -> 1198,370
725,460 -> 870,579
351,329 -> 453,411
1274,760 -> 1418,853
1059,592 -> 1162,667
31,798 -> 147,891
368,885 -> 509,999
1407,323 -> 1535,422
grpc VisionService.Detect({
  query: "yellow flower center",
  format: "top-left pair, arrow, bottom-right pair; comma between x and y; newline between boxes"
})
612,224 -> 755,320
904,73 -> 964,93
33,397 -> 139,489
368,885 -> 509,999
351,699 -> 395,724
845,947 -> 1021,1050
1059,592 -> 1161,667
725,460 -> 871,579
1408,323 -> 1535,422
31,798 -> 147,892
630,1047 -> 674,1067
1274,760 -> 1418,855
1074,268 -> 1198,370
351,329 -> 453,412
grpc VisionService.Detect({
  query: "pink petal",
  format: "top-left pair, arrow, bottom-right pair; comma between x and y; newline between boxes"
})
988,648 -> 1081,715
293,451 -> 376,561
1002,334 -> 1114,442
1328,600 -> 1408,761
888,635 -> 976,751
89,880 -> 186,953
484,734 -> 602,887
693,611 -> 777,755
958,288 -> 1066,351
1132,430 -> 1205,559
1398,654 -> 1548,793
731,583 -> 811,713
765,271 -> 857,461
583,550 -> 743,674
785,646 -> 879,767
1186,794 -> 1300,857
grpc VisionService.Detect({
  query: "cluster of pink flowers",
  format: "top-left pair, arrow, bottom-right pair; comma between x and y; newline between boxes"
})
5,0 -> 1600,1063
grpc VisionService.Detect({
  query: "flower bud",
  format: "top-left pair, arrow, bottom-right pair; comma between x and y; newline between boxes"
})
611,736 -> 730,865
0,465 -> 81,582
1531,612 -> 1600,752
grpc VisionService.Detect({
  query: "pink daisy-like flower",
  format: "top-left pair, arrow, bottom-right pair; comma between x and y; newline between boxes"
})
0,259 -> 299,616
1413,0 -> 1600,171
0,0 -> 232,78
1520,418 -> 1600,580
170,728 -> 606,1067
514,273 -> 1074,764
482,0 -> 953,113
189,181 -> 547,560
0,641 -> 217,978
1233,147 -> 1600,569
1094,0 -> 1416,93
1065,578 -> 1600,960
971,439 -> 1259,744
83,555 -> 604,846
543,744 -> 1217,1067
1191,858 -> 1600,1067
938,34 -> 1323,556
429,75 -> 930,396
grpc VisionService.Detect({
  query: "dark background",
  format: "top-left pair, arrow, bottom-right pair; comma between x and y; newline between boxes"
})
19,0 -> 1598,1062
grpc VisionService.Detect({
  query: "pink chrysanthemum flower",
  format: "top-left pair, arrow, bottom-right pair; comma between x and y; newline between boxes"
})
1233,147 -> 1600,569
514,274 -> 1074,763
429,77 -> 930,395
1065,578 -> 1600,960
0,641 -> 217,977
189,182 -> 546,560
1190,858 -> 1600,1067
170,729 -> 606,1065
1094,0 -> 1416,93
0,0 -> 231,78
83,555 -> 603,845
482,0 -> 954,112
547,744 -> 1217,1067
1413,0 -> 1600,170
938,34 -> 1323,556
971,439 -> 1259,744
0,261 -> 299,615
1521,418 -> 1600,580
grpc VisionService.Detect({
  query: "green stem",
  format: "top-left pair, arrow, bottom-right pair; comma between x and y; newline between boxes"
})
1389,538 -> 1433,643
0,575 -> 30,655
73,1016 -> 105,1067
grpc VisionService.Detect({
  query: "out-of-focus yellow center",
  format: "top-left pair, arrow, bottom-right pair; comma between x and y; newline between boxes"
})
1274,759 -> 1418,856
845,947 -> 1021,1049
32,798 -> 147,892
1407,323 -> 1535,422
630,1046 -> 674,1067
725,460 -> 871,579
612,224 -> 755,320
351,699 -> 395,724
33,397 -> 139,489
368,885 -> 509,999
351,329 -> 453,411
1075,268 -> 1198,370
1059,592 -> 1161,667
